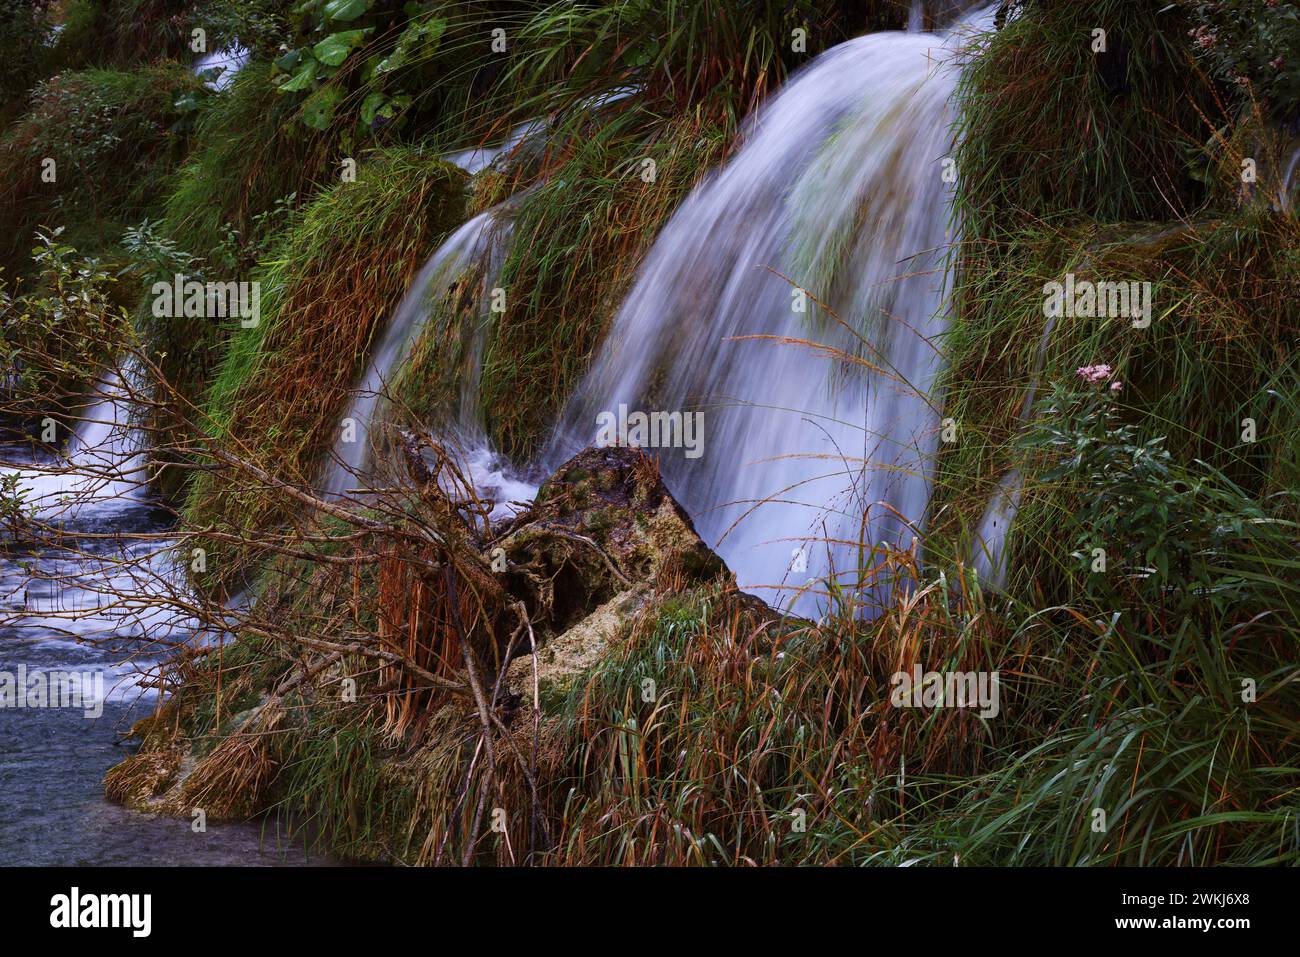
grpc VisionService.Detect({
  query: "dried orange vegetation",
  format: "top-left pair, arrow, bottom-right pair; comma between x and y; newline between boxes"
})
186,151 -> 467,570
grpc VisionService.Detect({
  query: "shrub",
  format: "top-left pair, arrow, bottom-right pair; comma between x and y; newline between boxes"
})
1188,0 -> 1300,117
0,65 -> 201,278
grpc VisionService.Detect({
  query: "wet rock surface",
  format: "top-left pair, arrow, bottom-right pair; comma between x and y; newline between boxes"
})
106,444 -> 756,824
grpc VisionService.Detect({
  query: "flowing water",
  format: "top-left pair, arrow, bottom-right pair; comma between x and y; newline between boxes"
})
1,375 -> 320,865
331,10 -> 997,611
443,120 -> 545,175
8,367 -> 148,516
547,12 -> 992,611
5,6 -> 1003,864
1281,145 -> 1300,212
320,199 -> 536,518
194,43 -> 250,92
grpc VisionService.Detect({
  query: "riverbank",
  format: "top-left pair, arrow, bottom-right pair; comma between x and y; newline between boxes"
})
0,470 -> 322,865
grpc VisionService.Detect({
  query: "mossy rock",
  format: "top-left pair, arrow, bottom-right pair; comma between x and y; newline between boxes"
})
498,446 -> 731,635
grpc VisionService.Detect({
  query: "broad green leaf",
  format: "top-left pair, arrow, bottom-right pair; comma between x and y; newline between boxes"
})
274,48 -> 302,72
359,91 -> 387,126
323,0 -> 372,21
375,16 -> 446,73
278,54 -> 319,92
369,94 -> 410,128
301,84 -> 344,129
313,29 -> 372,67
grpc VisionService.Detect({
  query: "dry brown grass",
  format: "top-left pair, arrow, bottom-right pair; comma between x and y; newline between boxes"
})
186,152 -> 468,565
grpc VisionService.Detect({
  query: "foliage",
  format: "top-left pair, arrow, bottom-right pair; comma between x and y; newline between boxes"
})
183,149 -> 467,575
269,0 -> 428,137
0,65 -> 201,279
0,0 -> 53,124
1188,0 -> 1300,116
954,0 -> 1219,242
193,0 -> 293,55
0,229 -> 126,439
1022,372 -> 1297,616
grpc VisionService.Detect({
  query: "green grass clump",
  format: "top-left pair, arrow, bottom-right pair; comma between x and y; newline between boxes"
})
895,1 -> 1300,866
469,105 -> 729,457
183,148 -> 467,574
954,0 -> 1218,242
528,462 -> 1299,865
53,0 -> 203,71
931,210 -> 1300,592
159,60 -> 335,274
133,60 -> 338,476
0,64 -> 201,280
503,0 -> 901,124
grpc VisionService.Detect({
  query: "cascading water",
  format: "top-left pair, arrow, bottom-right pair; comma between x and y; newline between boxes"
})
8,364 -> 148,515
1,363 -> 314,862
194,43 -> 250,91
909,0 -> 925,32
320,200 -> 525,507
1281,145 -> 1300,212
443,120 -> 545,175
546,12 -> 991,612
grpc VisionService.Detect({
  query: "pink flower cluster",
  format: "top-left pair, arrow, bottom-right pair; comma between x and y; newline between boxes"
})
1076,364 -> 1123,392
1189,25 -> 1217,50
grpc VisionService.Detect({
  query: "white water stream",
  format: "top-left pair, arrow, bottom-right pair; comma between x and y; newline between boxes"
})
546,11 -> 993,610
319,200 -> 525,511
327,10 -> 997,611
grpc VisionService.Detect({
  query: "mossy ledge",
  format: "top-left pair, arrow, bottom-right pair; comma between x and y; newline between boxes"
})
105,445 -> 773,862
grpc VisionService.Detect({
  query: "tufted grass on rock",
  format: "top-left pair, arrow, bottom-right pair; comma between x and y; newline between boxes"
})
182,149 -> 467,581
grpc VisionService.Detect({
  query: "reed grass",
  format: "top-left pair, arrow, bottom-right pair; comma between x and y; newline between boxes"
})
183,148 -> 467,580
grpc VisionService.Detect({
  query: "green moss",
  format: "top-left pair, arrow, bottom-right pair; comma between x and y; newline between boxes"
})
183,149 -> 467,576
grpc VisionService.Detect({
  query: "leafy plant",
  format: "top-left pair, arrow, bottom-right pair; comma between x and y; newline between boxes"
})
270,0 -> 386,132
1189,0 -> 1300,116
122,218 -> 204,285
1021,368 -> 1295,618
0,229 -> 125,438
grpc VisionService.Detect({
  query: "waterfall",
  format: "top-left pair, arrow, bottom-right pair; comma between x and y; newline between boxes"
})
545,12 -> 992,612
443,120 -> 544,175
7,364 -> 148,515
194,43 -> 250,92
320,201 -> 518,501
908,1 -> 926,32
325,10 -> 995,605
1281,145 -> 1300,212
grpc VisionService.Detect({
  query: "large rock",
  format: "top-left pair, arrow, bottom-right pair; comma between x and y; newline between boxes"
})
105,444 -> 754,821
493,445 -> 731,636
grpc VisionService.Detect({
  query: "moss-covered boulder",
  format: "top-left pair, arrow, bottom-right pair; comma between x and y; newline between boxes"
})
104,442 -> 753,845
496,445 -> 730,634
